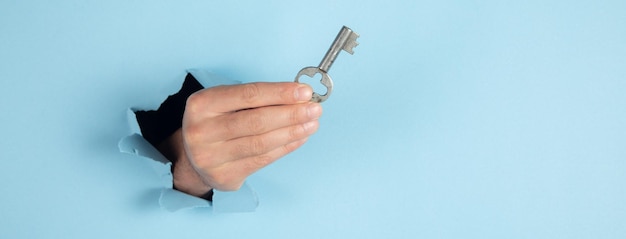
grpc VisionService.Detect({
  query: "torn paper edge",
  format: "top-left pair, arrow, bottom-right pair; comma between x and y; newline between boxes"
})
118,68 -> 259,213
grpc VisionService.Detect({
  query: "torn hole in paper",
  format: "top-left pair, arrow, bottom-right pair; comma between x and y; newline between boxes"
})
118,68 -> 258,213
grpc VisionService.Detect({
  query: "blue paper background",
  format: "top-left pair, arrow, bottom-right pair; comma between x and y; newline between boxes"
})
1,0 -> 624,238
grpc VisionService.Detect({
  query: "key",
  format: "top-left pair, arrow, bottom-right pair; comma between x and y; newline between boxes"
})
294,26 -> 359,103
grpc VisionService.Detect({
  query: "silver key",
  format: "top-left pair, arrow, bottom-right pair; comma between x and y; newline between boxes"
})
294,26 -> 360,103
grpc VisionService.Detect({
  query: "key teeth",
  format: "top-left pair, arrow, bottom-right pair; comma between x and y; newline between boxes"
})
343,32 -> 360,55
344,41 -> 359,55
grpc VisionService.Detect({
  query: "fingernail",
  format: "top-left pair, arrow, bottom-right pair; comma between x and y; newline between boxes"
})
307,103 -> 322,118
303,121 -> 318,132
296,85 -> 312,101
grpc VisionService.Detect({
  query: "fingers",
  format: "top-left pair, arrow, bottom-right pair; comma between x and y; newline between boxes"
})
182,102 -> 322,181
206,137 -> 310,191
208,102 -> 322,142
205,120 -> 319,166
186,82 -> 313,116
184,102 -> 322,148
188,123 -> 315,191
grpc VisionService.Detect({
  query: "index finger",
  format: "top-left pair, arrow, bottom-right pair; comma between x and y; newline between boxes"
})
187,82 -> 313,114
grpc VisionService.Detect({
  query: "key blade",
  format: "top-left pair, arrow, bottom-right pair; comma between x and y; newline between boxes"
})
318,26 -> 360,72
341,31 -> 360,55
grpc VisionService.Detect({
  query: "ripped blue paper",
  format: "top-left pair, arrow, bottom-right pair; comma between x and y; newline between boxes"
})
213,183 -> 259,213
118,68 -> 258,213
118,133 -> 171,186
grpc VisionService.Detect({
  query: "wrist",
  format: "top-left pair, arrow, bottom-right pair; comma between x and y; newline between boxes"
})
172,152 -> 213,197
159,129 -> 213,198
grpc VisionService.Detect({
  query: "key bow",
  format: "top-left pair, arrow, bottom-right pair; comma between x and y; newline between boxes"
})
294,26 -> 359,103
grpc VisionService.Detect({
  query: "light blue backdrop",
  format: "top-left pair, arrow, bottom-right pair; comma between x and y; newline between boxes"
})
1,0 -> 624,238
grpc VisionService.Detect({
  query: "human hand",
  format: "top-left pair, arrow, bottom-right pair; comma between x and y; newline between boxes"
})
165,82 -> 322,197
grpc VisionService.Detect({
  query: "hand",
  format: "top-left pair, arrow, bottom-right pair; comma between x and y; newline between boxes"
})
162,82 -> 322,197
